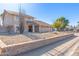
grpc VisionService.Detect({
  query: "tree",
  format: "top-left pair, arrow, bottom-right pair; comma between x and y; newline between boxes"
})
60,19 -> 69,30
51,17 -> 69,31
51,19 -> 62,31
19,4 -> 25,34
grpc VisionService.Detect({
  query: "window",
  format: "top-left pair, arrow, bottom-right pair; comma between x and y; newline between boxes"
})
16,16 -> 19,20
26,21 -> 33,24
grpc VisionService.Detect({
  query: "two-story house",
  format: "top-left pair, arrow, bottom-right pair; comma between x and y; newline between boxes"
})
1,10 -> 52,33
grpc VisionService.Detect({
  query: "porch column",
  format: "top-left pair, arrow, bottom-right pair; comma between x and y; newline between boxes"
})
14,25 -> 16,33
32,24 -> 35,32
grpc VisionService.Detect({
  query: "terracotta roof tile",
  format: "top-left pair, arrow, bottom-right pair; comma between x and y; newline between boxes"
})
33,20 -> 51,27
5,10 -> 34,18
2,10 -> 51,27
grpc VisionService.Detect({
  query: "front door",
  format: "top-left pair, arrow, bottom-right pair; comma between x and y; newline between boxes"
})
28,25 -> 32,32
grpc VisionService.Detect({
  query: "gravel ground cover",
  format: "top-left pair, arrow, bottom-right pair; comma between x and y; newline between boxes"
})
0,32 -> 72,45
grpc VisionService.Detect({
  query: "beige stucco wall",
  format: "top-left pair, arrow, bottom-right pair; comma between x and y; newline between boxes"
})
3,13 -> 19,27
2,13 -> 20,33
39,26 -> 52,32
3,13 -> 32,33
2,12 -> 52,33
3,13 -> 14,26
24,25 -> 29,32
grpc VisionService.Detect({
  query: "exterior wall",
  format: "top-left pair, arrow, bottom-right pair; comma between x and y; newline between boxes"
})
24,24 -> 52,33
0,26 -> 7,33
25,17 -> 33,21
3,13 -> 20,33
0,16 -> 2,26
23,18 -> 32,32
3,13 -> 14,26
24,17 -> 36,32
0,17 -> 6,33
2,11 -> 52,33
39,26 -> 52,32
24,25 -> 28,32
14,15 -> 19,26
3,13 -> 19,26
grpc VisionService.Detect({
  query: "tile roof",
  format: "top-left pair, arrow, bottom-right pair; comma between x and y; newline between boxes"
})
5,10 -> 34,18
2,10 -> 51,27
33,20 -> 51,27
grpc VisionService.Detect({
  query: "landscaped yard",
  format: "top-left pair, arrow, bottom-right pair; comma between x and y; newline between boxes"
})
0,34 -> 32,45
0,32 -> 73,56
0,32 -> 73,45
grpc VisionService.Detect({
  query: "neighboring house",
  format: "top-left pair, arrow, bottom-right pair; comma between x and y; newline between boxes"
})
1,10 -> 52,33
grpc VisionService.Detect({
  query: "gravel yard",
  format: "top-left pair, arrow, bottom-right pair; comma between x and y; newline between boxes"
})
0,34 -> 32,45
0,32 -> 73,45
0,32 -> 74,56
40,32 -> 72,39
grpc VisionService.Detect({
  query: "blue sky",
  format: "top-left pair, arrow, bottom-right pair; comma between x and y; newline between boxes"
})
0,3 -> 79,26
